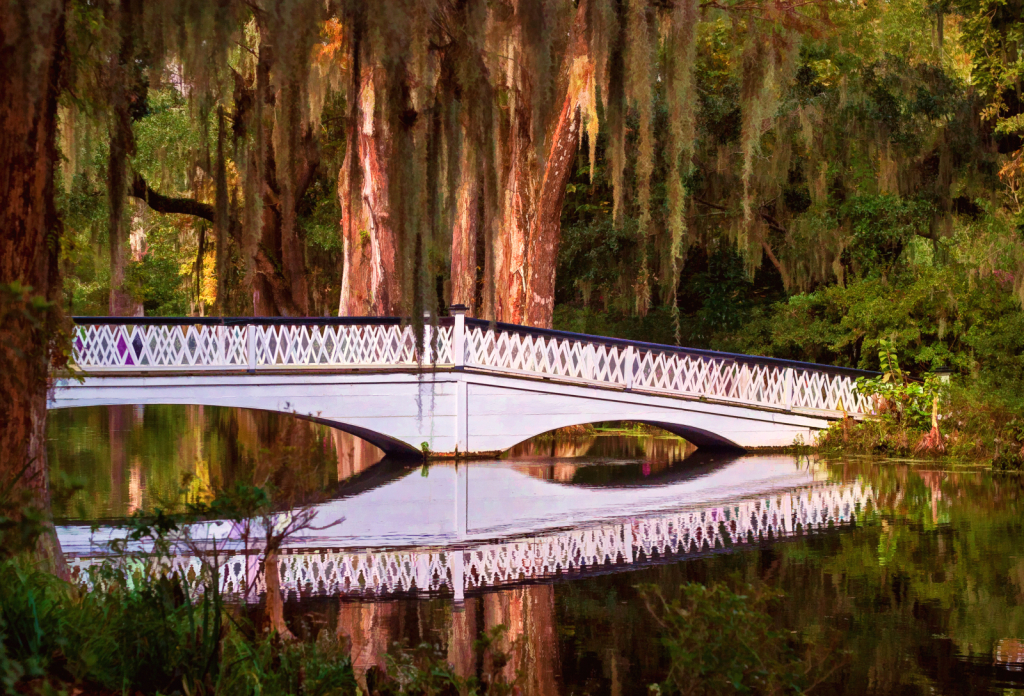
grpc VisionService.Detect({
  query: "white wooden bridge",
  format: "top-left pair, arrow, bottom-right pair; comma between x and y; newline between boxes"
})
50,312 -> 874,455
59,457 -> 873,601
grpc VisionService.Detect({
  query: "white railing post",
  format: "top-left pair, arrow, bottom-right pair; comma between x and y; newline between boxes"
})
422,311 -> 433,364
247,324 -> 257,372
451,304 -> 467,368
217,325 -> 225,365
586,343 -> 595,382
784,367 -> 794,410
625,346 -> 634,390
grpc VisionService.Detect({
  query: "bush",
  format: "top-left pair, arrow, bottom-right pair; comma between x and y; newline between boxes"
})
0,556 -> 357,696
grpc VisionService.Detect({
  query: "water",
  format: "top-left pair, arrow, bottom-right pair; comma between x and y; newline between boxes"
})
47,406 -> 1024,694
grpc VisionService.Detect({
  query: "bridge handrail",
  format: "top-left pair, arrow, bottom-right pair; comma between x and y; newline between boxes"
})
462,317 -> 877,378
459,317 -> 874,415
69,315 -> 874,415
70,316 -> 454,370
71,315 -> 877,377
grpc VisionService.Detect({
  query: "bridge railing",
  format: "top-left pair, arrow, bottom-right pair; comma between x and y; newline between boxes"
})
71,318 -> 453,371
461,317 -> 874,416
70,315 -> 873,416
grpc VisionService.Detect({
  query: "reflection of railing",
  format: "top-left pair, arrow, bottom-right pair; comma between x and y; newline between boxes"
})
70,313 -> 874,416
67,481 -> 872,601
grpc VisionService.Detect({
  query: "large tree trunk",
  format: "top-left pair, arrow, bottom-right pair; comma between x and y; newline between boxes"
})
231,26 -> 320,318
494,71 -> 534,324
449,131 -> 481,310
338,67 -> 401,316
493,0 -> 592,328
106,0 -> 142,317
338,140 -> 374,315
0,0 -> 69,576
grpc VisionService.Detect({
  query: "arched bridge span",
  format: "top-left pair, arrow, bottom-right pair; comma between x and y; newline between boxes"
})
49,313 -> 875,456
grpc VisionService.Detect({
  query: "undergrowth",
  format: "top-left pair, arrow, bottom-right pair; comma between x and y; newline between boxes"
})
815,341 -> 1024,468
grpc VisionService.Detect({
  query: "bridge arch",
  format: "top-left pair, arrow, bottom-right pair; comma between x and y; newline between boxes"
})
501,417 -> 745,454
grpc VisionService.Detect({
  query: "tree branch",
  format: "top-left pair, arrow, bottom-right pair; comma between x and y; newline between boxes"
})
130,173 -> 215,223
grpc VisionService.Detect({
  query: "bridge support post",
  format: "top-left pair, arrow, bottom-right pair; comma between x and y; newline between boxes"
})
456,380 -> 468,452
451,304 -> 467,368
784,367 -> 794,411
422,311 -> 433,364
452,305 -> 469,453
246,325 -> 256,372
624,346 -> 634,390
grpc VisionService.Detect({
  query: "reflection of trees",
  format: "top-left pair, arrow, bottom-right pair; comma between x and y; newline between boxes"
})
482,586 -> 559,696
333,431 -> 384,481
306,458 -> 1024,694
778,458 -> 1024,692
508,432 -> 696,464
335,600 -> 401,679
330,587 -> 560,694
508,436 -> 597,459
511,434 -> 696,486
48,405 -> 372,519
513,437 -> 703,487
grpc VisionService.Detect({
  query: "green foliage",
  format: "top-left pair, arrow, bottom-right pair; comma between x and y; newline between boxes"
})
641,581 -> 839,695
841,195 -> 933,277
854,340 -> 939,429
0,556 -> 357,696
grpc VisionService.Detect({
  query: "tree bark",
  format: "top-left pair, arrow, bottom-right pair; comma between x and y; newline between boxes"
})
226,26 -> 319,318
338,67 -> 401,316
250,36 -> 318,317
450,133 -> 482,310
106,0 -> 143,317
493,0 -> 592,328
0,0 -> 69,576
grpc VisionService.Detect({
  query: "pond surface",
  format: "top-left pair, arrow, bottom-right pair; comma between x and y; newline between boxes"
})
48,406 -> 1024,695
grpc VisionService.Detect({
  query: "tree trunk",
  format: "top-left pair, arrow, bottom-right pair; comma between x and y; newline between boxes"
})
338,67 -> 401,316
338,139 -> 374,315
494,74 -> 534,324
450,134 -> 482,310
0,0 -> 69,576
493,0 -> 592,328
106,0 -> 143,317
232,27 -> 320,318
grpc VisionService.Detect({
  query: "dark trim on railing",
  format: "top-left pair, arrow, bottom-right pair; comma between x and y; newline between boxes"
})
463,317 -> 878,378
72,315 -> 877,377
72,315 -> 411,327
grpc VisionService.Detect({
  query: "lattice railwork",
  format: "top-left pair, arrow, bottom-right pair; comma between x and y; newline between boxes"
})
67,482 -> 871,600
464,327 -> 627,384
72,323 -> 453,370
72,324 -> 248,369
255,325 -> 452,367
790,368 -> 871,415
466,326 -> 871,416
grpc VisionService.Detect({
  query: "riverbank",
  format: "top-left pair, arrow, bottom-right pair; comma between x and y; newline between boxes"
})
813,384 -> 1024,470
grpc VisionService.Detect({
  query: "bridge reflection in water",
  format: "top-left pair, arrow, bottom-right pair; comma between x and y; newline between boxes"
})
60,454 -> 872,603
